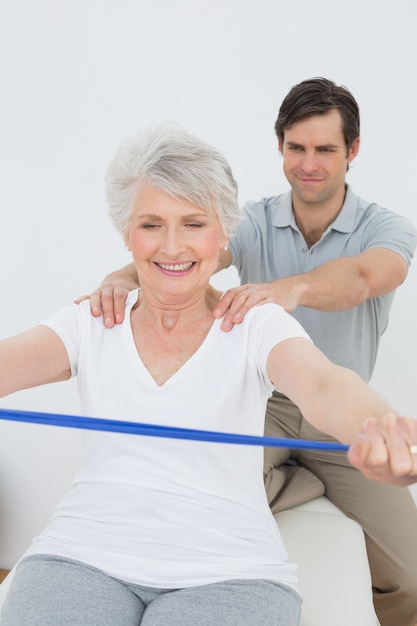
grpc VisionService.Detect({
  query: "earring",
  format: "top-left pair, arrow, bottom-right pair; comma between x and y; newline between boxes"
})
125,245 -> 131,251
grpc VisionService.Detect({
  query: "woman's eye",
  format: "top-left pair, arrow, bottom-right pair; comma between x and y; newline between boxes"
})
186,223 -> 204,228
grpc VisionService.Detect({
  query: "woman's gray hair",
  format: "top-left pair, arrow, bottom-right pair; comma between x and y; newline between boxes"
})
105,122 -> 241,236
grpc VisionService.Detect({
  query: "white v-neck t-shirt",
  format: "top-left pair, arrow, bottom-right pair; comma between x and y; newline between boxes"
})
28,290 -> 311,590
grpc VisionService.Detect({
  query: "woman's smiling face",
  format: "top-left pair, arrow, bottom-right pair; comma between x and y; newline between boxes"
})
125,182 -> 228,301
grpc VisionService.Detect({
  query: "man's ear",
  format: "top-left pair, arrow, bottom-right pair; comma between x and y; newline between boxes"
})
348,137 -> 360,163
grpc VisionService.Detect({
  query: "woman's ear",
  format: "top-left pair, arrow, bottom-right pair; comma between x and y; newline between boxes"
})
221,236 -> 230,251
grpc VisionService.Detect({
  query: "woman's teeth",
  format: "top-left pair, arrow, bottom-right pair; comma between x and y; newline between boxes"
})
157,262 -> 194,271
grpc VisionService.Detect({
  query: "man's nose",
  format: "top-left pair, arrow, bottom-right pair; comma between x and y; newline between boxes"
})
301,151 -> 319,172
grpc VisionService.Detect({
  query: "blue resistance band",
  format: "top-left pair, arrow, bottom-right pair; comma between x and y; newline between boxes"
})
0,407 -> 348,452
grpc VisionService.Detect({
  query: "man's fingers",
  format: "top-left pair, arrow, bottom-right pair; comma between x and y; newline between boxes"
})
74,282 -> 131,327
113,291 -> 128,324
212,289 -> 239,318
214,285 -> 272,330
74,294 -> 91,305
99,291 -> 118,327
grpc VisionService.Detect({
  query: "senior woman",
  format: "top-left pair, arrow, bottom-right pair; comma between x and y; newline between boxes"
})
0,123 -> 409,626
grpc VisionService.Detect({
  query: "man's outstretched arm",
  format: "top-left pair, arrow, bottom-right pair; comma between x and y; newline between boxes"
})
213,248 -> 408,330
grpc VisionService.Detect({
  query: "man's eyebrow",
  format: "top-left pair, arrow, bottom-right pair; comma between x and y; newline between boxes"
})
285,140 -> 339,149
315,143 -> 339,149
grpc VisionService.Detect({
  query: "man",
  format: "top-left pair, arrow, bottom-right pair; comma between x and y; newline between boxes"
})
83,78 -> 417,626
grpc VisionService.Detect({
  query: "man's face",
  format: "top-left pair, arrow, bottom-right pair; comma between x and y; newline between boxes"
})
279,109 -> 359,208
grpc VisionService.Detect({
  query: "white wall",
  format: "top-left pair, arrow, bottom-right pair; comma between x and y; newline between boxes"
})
0,0 -> 416,567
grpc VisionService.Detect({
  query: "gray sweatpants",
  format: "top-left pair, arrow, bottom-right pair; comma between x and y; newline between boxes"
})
0,555 -> 302,626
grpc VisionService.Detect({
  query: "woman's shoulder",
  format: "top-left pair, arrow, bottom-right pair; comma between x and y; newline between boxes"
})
243,303 -> 312,341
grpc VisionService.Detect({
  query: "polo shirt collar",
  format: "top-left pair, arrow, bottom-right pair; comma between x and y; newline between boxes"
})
272,185 -> 358,234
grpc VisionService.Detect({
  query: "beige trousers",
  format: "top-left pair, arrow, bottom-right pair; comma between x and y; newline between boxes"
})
264,392 -> 417,626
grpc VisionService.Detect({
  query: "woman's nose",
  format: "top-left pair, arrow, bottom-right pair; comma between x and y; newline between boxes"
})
161,228 -> 186,257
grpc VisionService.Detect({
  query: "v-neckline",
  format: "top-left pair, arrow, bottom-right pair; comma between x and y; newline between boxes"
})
125,290 -> 220,388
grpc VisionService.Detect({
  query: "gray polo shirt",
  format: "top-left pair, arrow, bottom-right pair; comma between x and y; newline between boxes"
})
228,186 -> 417,381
